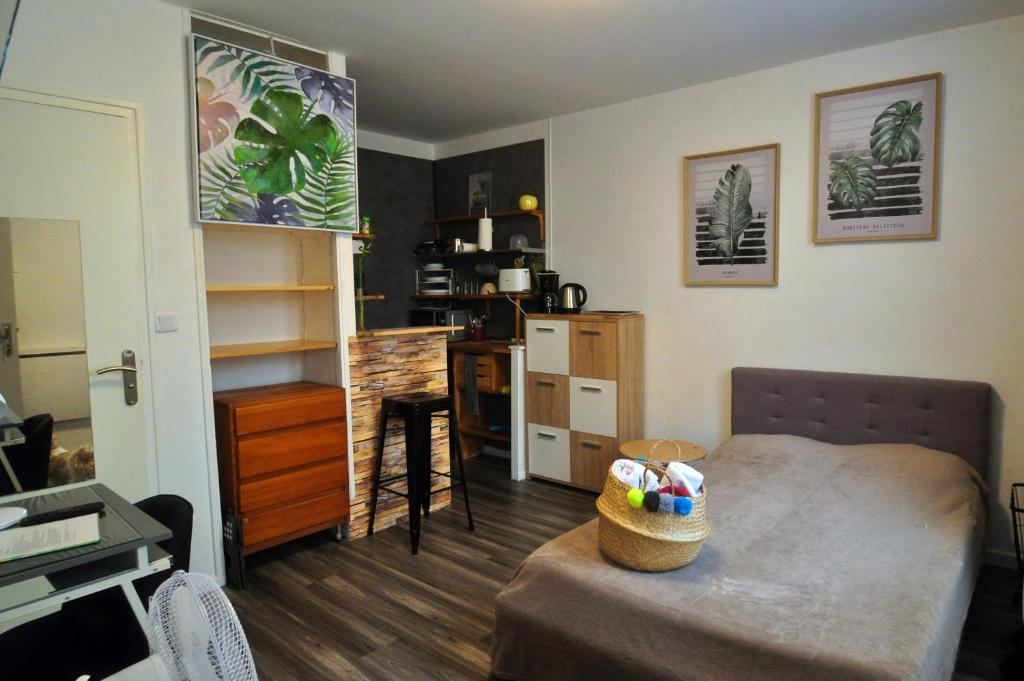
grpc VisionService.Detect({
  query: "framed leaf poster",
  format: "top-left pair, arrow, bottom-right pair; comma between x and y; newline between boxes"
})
683,143 -> 780,286
813,73 -> 941,243
190,35 -> 357,231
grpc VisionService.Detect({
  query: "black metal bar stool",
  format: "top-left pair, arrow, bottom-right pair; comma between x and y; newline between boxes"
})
367,392 -> 475,554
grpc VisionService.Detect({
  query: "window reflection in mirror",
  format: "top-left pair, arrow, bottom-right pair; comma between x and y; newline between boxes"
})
0,218 -> 95,496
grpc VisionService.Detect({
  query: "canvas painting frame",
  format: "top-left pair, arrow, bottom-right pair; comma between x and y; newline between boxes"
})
813,73 -> 942,243
683,143 -> 780,286
189,34 -> 358,232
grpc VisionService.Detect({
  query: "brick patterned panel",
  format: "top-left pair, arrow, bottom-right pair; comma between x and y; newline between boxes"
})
348,333 -> 452,539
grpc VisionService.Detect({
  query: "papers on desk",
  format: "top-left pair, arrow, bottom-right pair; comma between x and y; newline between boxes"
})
0,514 -> 101,563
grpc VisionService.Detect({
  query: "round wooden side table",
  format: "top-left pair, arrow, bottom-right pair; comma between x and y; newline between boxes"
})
618,438 -> 706,462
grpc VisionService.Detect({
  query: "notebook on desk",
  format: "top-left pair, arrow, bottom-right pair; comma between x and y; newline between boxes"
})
0,514 -> 101,563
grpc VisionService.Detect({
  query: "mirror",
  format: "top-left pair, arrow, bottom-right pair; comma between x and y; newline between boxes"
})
0,218 -> 95,495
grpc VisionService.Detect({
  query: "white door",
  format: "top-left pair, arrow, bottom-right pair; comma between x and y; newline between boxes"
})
0,86 -> 154,500
0,219 -> 22,413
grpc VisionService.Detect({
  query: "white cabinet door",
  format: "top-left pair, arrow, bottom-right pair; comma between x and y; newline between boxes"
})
527,423 -> 570,482
526,320 -> 569,375
569,377 -> 618,438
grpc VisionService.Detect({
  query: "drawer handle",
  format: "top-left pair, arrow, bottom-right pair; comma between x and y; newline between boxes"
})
537,431 -> 557,440
536,326 -> 556,332
580,329 -> 602,336
536,379 -> 556,387
581,440 -> 602,449
580,385 -> 603,393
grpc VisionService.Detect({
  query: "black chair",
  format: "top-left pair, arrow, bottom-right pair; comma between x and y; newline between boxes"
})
0,494 -> 193,680
367,392 -> 474,554
0,413 -> 54,494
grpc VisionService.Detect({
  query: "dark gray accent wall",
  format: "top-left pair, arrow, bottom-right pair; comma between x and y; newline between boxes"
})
432,140 -> 545,340
356,139 -> 545,338
356,148 -> 433,329
432,140 -> 545,249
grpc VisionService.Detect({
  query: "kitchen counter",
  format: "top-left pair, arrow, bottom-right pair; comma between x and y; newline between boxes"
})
351,325 -> 459,339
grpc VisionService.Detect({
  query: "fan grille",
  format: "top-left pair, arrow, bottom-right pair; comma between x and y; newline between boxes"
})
148,570 -> 258,681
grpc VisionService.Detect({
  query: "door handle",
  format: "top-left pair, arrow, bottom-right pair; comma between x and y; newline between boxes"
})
536,379 -> 556,387
580,329 -> 602,336
580,385 -> 602,393
537,431 -> 557,440
536,327 -> 555,333
581,440 -> 602,449
0,323 -> 12,358
96,349 -> 138,405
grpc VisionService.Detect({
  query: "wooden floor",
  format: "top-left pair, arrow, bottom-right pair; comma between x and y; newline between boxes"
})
228,456 -> 1021,680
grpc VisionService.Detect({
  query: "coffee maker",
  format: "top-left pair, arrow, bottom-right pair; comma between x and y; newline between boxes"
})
538,271 -> 559,314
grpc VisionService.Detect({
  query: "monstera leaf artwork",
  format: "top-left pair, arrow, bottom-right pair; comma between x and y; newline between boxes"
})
870,100 -> 923,168
708,164 -> 753,260
195,78 -> 239,153
829,157 -> 877,212
192,35 -> 356,230
234,88 -> 339,195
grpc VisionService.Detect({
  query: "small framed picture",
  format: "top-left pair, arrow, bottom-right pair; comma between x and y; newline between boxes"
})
683,143 -> 780,286
813,73 -> 942,243
468,171 -> 492,215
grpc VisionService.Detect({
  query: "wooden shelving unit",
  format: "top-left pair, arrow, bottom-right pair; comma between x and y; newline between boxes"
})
209,339 -> 338,360
355,293 -> 385,301
424,209 -> 545,241
413,293 -> 537,301
461,425 -> 511,443
207,284 -> 335,293
352,233 -> 376,241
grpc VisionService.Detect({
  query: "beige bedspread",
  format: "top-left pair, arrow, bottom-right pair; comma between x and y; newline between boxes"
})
492,434 -> 988,681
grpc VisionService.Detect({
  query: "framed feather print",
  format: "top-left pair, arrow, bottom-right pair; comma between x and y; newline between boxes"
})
813,73 -> 941,243
189,35 -> 357,231
683,143 -> 780,286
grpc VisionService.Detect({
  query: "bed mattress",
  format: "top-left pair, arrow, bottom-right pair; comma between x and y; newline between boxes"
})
492,434 -> 988,681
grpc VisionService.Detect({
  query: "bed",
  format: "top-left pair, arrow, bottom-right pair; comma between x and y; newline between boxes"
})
492,367 -> 991,681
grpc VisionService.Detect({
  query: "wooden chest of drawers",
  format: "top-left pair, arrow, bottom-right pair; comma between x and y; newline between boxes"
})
525,313 -> 644,491
214,382 -> 349,557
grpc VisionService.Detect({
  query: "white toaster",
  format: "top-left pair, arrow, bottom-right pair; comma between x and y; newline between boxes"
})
498,268 -> 531,293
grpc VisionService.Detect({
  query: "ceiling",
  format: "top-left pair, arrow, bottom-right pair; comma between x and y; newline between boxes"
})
168,0 -> 1024,143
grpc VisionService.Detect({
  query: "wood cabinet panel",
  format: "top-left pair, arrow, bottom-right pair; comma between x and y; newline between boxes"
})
570,321 -> 617,379
243,490 -> 348,548
526,372 -> 569,429
238,421 -> 347,479
234,392 -> 346,436
570,431 -> 619,492
240,458 -> 347,513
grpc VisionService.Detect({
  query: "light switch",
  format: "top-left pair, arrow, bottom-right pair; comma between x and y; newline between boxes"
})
155,313 -> 178,333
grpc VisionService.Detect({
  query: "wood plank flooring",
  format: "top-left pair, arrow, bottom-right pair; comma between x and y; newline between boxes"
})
227,456 -> 1021,680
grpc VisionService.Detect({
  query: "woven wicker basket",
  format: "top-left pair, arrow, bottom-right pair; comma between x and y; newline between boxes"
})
596,462 -> 710,572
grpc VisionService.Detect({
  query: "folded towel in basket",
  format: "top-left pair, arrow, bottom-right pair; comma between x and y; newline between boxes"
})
665,461 -> 704,497
611,459 -> 659,492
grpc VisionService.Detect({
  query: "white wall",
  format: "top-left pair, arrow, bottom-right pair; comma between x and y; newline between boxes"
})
549,15 -> 1024,561
4,0 -> 223,575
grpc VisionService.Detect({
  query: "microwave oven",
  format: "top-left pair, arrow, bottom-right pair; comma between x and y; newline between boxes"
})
409,308 -> 470,341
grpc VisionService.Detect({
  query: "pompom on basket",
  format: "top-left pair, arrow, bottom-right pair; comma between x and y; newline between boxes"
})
596,443 -> 710,572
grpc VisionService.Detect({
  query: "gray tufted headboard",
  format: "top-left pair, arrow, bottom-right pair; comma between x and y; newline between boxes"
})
731,367 -> 991,473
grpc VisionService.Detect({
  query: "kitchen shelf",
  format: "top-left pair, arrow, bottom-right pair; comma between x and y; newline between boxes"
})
207,284 -> 335,293
210,339 -> 338,360
355,293 -> 385,301
413,293 -> 537,301
414,248 -> 545,259
425,209 -> 544,242
461,425 -> 511,443
352,233 -> 376,241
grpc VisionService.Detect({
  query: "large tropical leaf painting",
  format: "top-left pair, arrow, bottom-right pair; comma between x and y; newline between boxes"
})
829,157 -> 877,212
192,35 -> 357,231
708,164 -> 753,260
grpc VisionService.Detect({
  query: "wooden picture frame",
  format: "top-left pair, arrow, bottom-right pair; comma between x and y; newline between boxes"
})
683,143 -> 780,286
813,73 -> 942,243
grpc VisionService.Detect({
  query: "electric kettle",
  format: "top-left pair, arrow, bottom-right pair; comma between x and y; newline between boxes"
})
558,283 -> 587,313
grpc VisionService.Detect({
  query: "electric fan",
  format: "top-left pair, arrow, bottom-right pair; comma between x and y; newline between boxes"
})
105,570 -> 258,681
148,571 -> 258,681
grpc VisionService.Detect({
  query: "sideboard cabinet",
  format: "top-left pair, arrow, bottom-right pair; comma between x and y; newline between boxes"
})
525,312 -> 644,491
